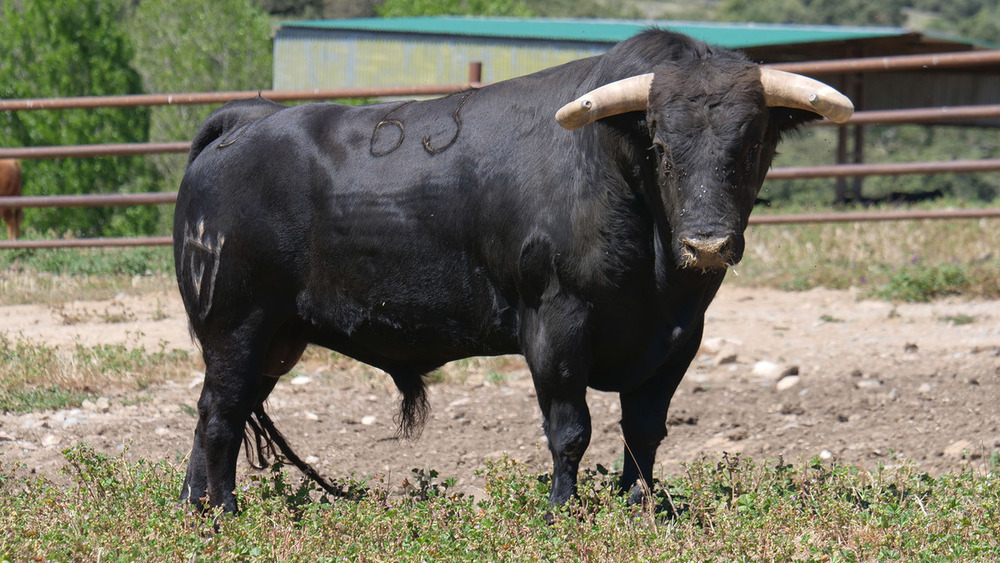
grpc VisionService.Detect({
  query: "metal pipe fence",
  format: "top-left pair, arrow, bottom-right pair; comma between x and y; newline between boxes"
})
1,51 -> 999,249
5,104 -> 1000,161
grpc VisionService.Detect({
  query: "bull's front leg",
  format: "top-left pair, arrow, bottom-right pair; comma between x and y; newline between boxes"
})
521,294 -> 593,506
618,374 -> 681,505
619,326 -> 702,505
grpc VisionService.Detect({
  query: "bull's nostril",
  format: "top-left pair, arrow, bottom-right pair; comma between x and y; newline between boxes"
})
680,236 -> 735,270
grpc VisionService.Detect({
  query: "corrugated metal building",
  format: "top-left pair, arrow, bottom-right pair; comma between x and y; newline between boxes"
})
274,17 -> 1000,109
272,17 -> 999,112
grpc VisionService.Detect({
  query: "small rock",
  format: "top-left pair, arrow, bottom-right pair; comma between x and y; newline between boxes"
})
943,439 -> 973,459
713,347 -> 739,366
819,450 -> 833,461
701,337 -> 742,355
304,411 -> 320,421
95,397 -> 111,412
779,403 -> 805,416
82,399 -> 98,412
290,375 -> 312,386
360,415 -> 377,426
776,375 -> 801,392
41,434 -> 61,448
918,383 -> 933,393
188,371 -> 205,389
305,455 -> 320,464
752,361 -> 782,378
855,379 -> 883,389
448,397 -> 472,408
727,427 -> 748,441
154,426 -> 171,436
780,366 -> 800,378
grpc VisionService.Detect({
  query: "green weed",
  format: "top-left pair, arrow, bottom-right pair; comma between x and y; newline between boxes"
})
867,263 -> 970,302
0,333 -> 195,413
941,313 -> 976,326
2,447 -> 998,561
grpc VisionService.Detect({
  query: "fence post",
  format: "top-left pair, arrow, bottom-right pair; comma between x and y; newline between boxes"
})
468,61 -> 482,84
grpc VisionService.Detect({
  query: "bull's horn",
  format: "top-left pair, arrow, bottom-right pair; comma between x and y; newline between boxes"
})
760,68 -> 854,124
555,68 -> 854,130
555,74 -> 654,130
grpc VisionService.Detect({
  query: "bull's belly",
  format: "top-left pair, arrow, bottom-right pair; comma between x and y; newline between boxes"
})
295,290 -> 520,367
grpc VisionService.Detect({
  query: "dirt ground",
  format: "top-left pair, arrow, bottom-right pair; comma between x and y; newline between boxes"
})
1,283 -> 998,499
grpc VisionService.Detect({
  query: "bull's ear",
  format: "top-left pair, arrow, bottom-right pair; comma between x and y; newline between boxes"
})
768,107 -> 822,137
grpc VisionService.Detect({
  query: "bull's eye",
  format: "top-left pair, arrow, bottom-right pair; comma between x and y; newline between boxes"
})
745,142 -> 762,171
653,142 -> 672,176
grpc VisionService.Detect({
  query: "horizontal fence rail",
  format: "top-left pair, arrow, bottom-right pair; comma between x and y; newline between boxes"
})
768,49 -> 1000,75
7,133 -> 1000,163
749,208 -> 1000,224
767,159 -> 1000,179
4,210 -> 1000,249
0,142 -> 190,160
0,193 -> 177,209
0,84 -> 481,112
0,237 -> 173,249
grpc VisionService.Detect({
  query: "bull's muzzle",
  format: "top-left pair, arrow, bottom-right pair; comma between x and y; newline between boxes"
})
679,236 -> 737,271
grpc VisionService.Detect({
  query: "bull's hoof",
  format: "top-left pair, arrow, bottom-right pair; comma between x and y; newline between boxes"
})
626,481 -> 653,508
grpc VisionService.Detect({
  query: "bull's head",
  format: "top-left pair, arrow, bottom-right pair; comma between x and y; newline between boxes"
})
556,61 -> 853,271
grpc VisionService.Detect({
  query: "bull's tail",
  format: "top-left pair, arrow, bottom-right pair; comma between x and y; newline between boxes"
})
244,406 -> 362,499
395,375 -> 430,440
243,377 -> 427,495
187,97 -> 285,166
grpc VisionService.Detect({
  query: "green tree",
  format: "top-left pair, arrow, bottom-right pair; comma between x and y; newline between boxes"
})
912,0 -> 1000,44
716,0 -> 906,26
375,0 -> 535,17
127,0 -> 273,199
0,0 -> 159,237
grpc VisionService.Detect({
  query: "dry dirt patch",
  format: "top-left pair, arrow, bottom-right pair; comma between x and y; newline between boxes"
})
1,285 -> 998,499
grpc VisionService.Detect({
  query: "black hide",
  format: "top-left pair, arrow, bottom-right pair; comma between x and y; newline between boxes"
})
174,29 -> 817,513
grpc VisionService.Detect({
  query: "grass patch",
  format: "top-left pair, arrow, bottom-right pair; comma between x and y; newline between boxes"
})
941,314 -> 976,326
866,263 -> 971,302
2,204 -> 999,306
0,247 -> 174,305
737,213 -> 1000,301
0,246 -> 173,276
0,333 -> 196,413
1,447 -> 998,560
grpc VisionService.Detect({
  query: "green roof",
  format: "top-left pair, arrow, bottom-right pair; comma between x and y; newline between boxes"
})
281,17 -> 909,49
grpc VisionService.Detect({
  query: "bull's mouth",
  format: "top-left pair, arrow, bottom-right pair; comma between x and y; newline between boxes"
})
679,236 -> 739,271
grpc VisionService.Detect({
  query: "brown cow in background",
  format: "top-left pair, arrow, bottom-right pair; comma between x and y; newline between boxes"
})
0,159 -> 22,239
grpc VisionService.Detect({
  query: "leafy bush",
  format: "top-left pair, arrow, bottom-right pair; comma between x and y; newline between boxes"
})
868,263 -> 970,302
0,0 -> 162,237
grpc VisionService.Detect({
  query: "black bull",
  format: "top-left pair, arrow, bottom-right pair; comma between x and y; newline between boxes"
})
174,29 -> 851,512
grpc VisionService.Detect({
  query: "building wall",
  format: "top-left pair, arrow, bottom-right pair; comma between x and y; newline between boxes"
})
273,27 -> 610,90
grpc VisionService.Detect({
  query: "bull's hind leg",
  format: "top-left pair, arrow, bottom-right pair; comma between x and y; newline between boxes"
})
181,321 -> 306,513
